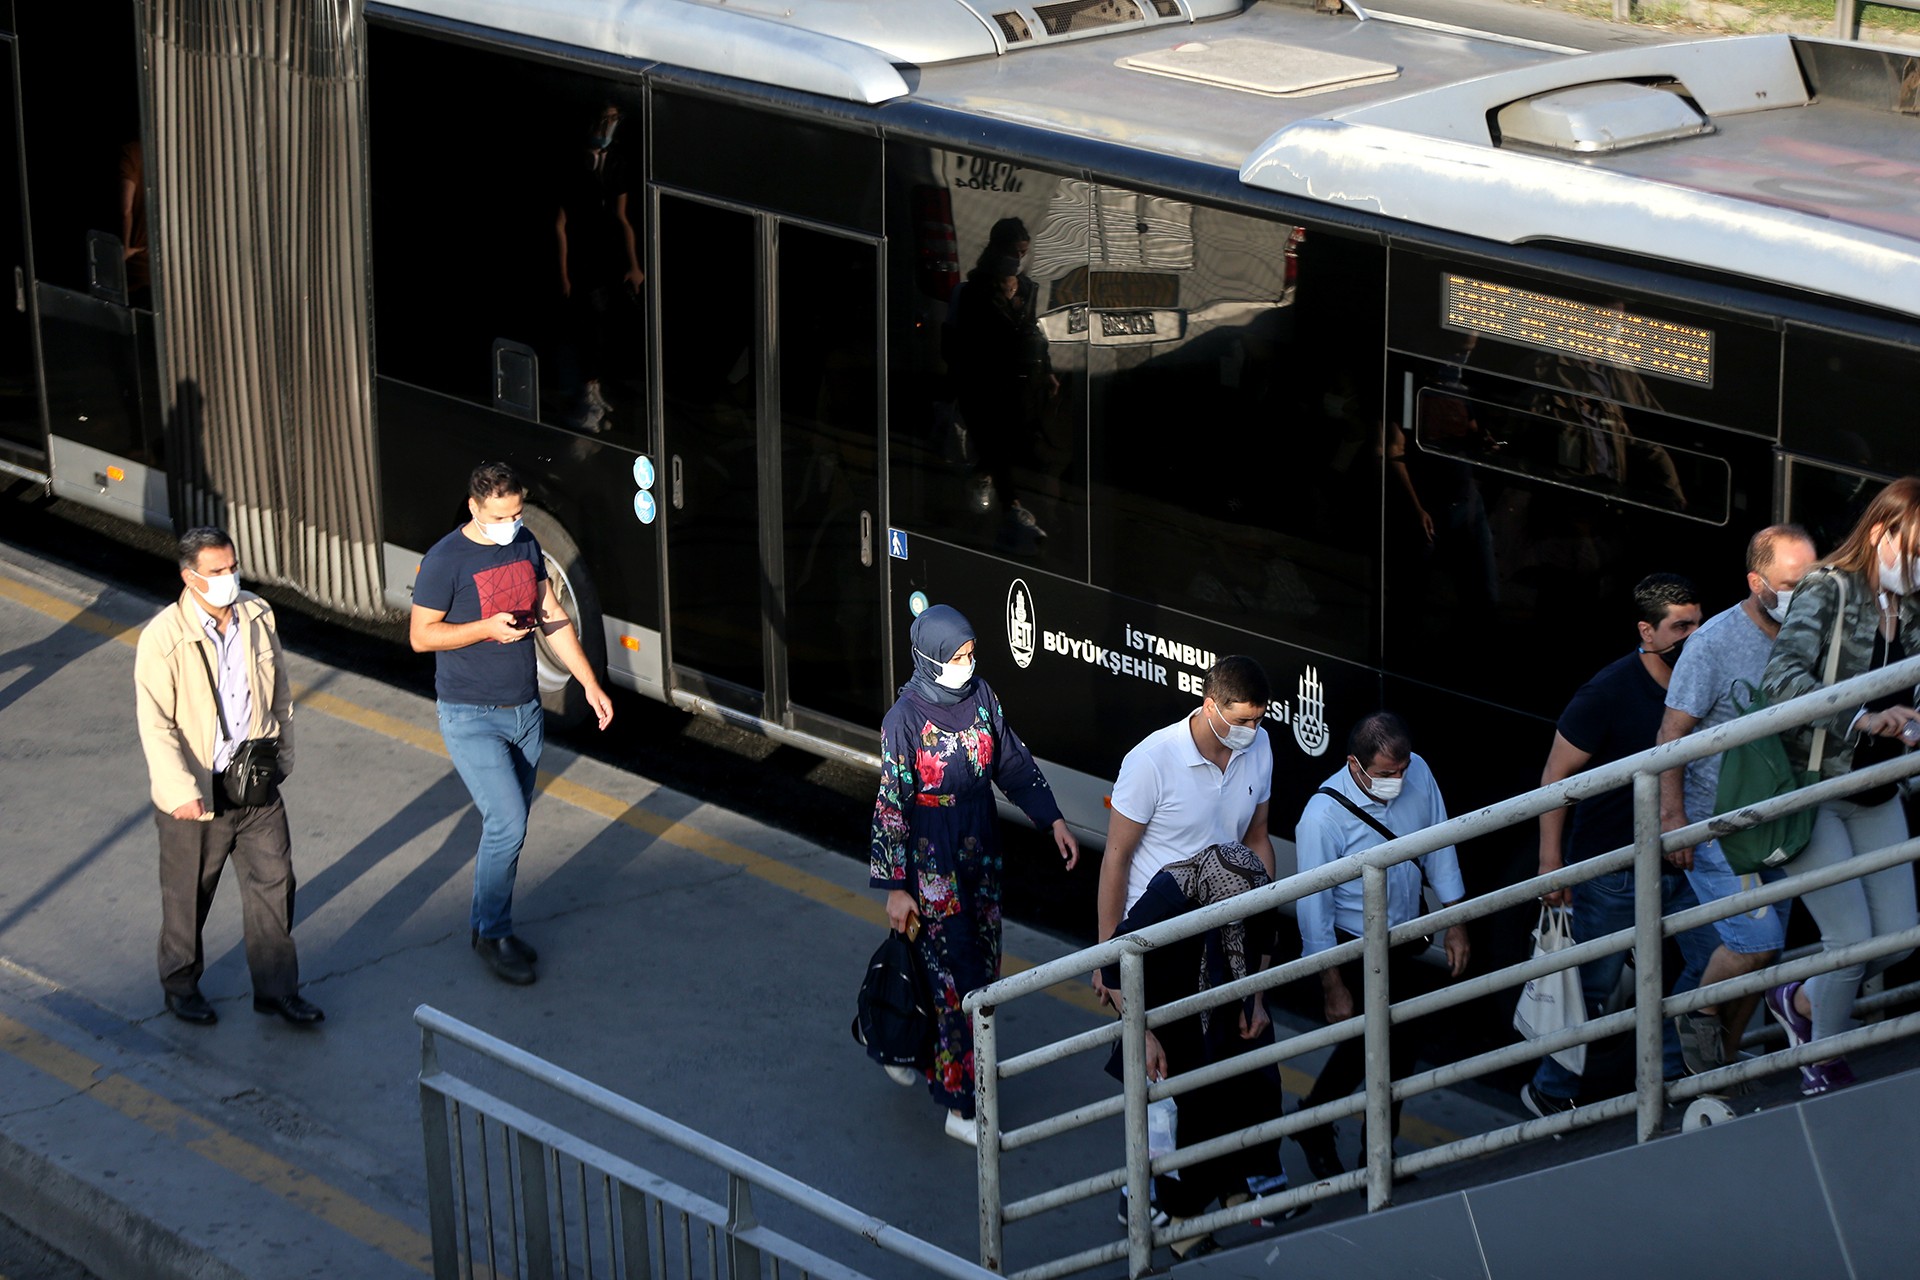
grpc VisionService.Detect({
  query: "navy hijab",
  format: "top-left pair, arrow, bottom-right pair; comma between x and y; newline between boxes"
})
901,604 -> 977,707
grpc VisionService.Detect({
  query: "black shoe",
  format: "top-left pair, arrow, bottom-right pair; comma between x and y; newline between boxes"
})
1298,1131 -> 1344,1183
164,990 -> 217,1025
472,929 -> 538,964
473,934 -> 536,985
252,992 -> 326,1025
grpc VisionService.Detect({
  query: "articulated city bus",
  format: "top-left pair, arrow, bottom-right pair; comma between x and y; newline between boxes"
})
4,0 -> 1919,897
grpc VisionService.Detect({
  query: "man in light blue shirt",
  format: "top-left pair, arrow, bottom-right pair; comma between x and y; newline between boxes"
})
1293,711 -> 1467,1181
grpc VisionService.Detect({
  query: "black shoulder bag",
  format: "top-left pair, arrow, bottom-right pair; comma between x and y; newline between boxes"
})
1315,787 -> 1433,936
194,634 -> 280,808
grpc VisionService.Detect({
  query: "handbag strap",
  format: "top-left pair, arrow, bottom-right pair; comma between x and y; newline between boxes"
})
1317,786 -> 1432,889
1317,786 -> 1397,842
190,614 -> 235,745
1809,573 -> 1848,774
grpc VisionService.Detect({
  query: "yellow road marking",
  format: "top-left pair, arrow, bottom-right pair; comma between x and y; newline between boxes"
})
0,569 -> 1455,1177
0,1012 -> 433,1272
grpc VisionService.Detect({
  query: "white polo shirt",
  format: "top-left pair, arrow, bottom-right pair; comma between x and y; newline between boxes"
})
1111,713 -> 1272,911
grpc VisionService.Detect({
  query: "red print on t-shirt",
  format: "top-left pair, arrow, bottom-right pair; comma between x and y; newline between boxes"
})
473,560 -> 538,617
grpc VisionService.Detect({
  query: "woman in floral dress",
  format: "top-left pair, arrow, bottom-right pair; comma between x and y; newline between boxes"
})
871,604 -> 1079,1142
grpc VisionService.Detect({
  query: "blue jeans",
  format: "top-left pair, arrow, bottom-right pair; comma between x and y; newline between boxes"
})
438,699 -> 544,939
1530,868 -> 1716,1100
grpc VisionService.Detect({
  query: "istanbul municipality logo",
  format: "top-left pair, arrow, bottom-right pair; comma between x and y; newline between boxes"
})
1006,579 -> 1035,669
1293,665 -> 1330,757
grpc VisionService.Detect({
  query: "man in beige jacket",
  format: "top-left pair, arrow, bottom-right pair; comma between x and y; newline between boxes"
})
134,527 -> 322,1026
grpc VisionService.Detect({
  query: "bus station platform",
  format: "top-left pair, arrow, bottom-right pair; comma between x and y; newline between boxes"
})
0,533 -> 1533,1278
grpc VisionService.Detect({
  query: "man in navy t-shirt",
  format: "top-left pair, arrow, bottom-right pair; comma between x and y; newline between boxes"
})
410,462 -> 613,984
1521,573 -> 1717,1116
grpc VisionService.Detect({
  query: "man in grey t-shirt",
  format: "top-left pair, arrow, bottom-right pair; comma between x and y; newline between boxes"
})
1657,524 -> 1818,1073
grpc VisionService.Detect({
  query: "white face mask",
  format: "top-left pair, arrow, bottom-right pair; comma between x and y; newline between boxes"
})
1365,775 -> 1404,802
479,516 -> 523,547
1206,703 -> 1258,752
1763,587 -> 1793,625
916,646 -> 975,691
194,569 -> 240,608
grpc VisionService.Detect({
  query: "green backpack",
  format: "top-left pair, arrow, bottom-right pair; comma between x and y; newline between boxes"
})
1714,574 -> 1846,875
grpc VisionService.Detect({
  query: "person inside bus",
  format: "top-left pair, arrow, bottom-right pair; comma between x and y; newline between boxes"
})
1656,526 -> 1819,1085
1293,712 -> 1467,1183
553,100 -> 644,434
1761,478 -> 1920,1095
869,604 -> 1078,1144
1522,574 -> 1716,1118
949,250 -> 1056,548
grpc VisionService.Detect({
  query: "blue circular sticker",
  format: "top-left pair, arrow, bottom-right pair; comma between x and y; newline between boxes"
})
632,455 -> 656,490
633,490 -> 657,525
909,591 -> 929,616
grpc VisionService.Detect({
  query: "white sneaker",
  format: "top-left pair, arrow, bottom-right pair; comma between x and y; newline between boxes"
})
883,1064 -> 919,1087
944,1111 -> 978,1147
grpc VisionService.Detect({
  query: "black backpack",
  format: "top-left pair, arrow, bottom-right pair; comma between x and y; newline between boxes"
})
851,930 -> 934,1069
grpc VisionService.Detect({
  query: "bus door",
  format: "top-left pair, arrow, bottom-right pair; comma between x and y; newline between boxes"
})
657,191 -> 885,745
0,36 -> 41,468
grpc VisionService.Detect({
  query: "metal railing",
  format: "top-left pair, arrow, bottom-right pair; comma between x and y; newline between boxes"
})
967,653 -> 1920,1279
417,1006 -> 1000,1280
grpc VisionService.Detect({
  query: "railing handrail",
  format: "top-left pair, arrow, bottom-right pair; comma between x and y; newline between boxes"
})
974,649 -> 1920,1279
968,650 -> 1920,1013
415,1004 -> 1000,1280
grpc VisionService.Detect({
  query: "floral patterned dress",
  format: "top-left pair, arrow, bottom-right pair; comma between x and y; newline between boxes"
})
870,678 -> 1063,1118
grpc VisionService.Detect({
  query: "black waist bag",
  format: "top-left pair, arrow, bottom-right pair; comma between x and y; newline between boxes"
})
851,930 -> 934,1069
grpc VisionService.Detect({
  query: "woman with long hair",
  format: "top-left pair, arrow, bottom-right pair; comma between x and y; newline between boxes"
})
1761,476 -> 1920,1093
869,604 -> 1078,1142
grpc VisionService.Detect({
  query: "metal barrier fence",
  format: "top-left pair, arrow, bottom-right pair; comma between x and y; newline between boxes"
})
417,1006 -> 1001,1280
967,653 -> 1920,1279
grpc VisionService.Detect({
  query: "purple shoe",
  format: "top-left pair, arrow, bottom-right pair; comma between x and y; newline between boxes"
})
1765,981 -> 1811,1049
1800,1057 -> 1857,1096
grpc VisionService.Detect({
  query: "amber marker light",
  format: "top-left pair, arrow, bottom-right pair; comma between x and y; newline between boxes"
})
621,635 -> 642,651
105,466 -> 125,482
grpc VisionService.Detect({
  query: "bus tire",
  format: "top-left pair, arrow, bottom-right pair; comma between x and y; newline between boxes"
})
521,505 -> 607,729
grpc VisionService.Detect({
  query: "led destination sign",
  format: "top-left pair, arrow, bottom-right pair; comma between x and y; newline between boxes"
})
1441,275 -> 1714,387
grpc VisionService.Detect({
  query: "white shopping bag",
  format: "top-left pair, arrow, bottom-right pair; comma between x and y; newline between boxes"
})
1513,905 -> 1587,1074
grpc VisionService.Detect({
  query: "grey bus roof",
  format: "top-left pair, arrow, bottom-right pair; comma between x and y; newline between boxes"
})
376,0 -> 1243,99
379,1 -> 1920,322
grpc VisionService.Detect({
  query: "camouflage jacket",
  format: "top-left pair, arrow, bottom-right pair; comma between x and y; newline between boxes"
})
1762,566 -> 1920,778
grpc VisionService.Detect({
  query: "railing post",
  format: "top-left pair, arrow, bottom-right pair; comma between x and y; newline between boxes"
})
419,1026 -> 461,1280
1361,863 -> 1395,1211
1119,950 -> 1153,1279
1633,770 -> 1667,1142
1834,0 -> 1859,39
1613,0 -> 1632,21
726,1174 -> 763,1278
520,1131 -> 556,1280
975,999 -> 1005,1273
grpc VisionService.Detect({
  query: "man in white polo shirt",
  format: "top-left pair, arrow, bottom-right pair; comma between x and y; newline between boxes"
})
1095,655 -> 1277,1002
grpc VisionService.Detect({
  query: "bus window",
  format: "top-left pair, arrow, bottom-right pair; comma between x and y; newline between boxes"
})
1086,206 -> 1380,660
367,28 -> 647,444
883,141 -> 1090,577
1383,350 -> 1764,720
1786,456 -> 1881,558
14,5 -> 141,300
1784,326 -> 1920,479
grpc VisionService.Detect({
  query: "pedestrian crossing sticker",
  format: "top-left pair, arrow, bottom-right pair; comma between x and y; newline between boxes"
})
888,529 -> 909,560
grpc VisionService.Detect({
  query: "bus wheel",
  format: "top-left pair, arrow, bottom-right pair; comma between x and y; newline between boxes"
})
521,506 -> 606,728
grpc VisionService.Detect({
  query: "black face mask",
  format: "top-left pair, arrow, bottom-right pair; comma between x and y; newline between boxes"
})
1644,639 -> 1686,669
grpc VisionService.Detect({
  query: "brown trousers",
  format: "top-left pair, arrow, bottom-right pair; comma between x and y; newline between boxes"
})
154,795 -> 299,999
